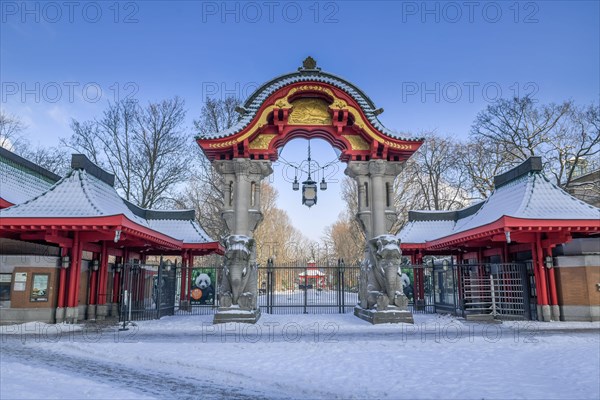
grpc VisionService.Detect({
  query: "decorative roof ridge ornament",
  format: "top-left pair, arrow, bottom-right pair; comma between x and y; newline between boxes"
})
298,56 -> 321,73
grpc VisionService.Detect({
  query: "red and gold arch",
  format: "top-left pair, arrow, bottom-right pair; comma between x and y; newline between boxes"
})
197,81 -> 422,162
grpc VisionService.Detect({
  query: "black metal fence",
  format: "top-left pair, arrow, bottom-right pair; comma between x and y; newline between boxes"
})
258,260 -> 359,314
119,260 -> 177,323
120,259 -> 534,321
171,260 -> 437,315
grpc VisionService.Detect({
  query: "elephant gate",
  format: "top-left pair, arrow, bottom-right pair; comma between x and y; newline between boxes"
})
196,57 -> 424,324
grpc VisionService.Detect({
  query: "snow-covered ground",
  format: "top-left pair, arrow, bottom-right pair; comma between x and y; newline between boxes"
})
1,314 -> 599,400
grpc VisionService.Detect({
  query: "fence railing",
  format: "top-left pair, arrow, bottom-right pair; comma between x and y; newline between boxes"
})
119,260 -> 533,321
119,260 -> 176,323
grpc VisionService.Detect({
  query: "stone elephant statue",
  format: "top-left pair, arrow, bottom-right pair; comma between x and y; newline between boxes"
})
359,234 -> 409,311
219,235 -> 258,311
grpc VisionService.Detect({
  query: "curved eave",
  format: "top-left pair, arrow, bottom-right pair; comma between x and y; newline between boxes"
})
197,81 -> 423,159
426,216 -> 600,250
243,70 -> 379,111
0,215 -> 185,250
183,242 -> 225,255
0,198 -> 14,209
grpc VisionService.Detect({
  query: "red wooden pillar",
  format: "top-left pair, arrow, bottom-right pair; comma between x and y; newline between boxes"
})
180,251 -> 188,304
534,236 -> 549,306
112,256 -> 122,304
97,241 -> 109,305
67,231 -> 81,308
545,246 -> 558,306
188,254 -> 194,302
88,255 -> 98,305
57,247 -> 68,309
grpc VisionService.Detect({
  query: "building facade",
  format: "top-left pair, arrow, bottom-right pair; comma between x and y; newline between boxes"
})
398,157 -> 600,321
0,148 -> 222,324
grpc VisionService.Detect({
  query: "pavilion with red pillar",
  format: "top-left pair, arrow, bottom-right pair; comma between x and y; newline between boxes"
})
398,157 -> 600,321
0,148 -> 222,324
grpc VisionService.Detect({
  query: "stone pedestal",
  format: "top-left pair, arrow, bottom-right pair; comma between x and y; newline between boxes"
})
541,305 -> 552,322
86,304 -> 97,320
96,304 -> 109,320
55,307 -> 66,323
110,303 -> 119,317
213,307 -> 261,324
354,305 -> 414,325
551,305 -> 561,321
65,306 -> 79,323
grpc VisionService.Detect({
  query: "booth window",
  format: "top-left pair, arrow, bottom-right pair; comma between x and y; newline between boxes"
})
0,274 -> 11,301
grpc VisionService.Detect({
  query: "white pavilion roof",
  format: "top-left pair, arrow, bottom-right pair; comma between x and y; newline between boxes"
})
0,152 -> 214,245
0,147 -> 60,205
398,157 -> 600,245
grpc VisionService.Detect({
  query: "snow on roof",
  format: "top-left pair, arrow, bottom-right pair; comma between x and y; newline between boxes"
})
198,59 -> 419,142
454,172 -> 600,234
0,169 -> 148,224
398,157 -> 600,245
0,147 -> 60,205
0,154 -> 214,244
397,220 -> 456,244
147,219 -> 212,243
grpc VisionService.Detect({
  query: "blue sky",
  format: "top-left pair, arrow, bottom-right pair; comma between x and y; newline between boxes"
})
1,0 -> 599,239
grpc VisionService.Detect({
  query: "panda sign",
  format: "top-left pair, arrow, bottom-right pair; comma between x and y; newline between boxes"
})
190,268 -> 215,305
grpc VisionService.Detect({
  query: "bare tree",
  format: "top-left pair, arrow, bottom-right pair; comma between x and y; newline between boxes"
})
0,111 -> 70,175
547,103 -> 600,186
416,133 -> 469,210
174,152 -> 227,241
194,97 -> 241,137
175,96 -> 244,240
254,182 -> 312,265
24,146 -> 71,176
0,111 -> 27,152
471,97 -> 571,161
469,98 -> 599,189
460,136 -> 519,199
63,97 -> 191,209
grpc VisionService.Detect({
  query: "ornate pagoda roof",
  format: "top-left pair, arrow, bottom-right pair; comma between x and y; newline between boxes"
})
0,147 -> 60,207
0,153 -> 214,246
398,157 -> 600,246
196,57 -> 422,162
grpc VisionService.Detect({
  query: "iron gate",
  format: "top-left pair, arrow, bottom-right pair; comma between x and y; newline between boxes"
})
121,260 -> 533,320
119,260 -> 177,322
458,263 -> 532,320
169,261 -> 438,316
258,260 -> 360,314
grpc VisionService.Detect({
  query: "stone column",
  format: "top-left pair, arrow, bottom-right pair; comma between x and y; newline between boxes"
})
212,159 -> 272,324
345,160 -> 404,240
214,159 -> 273,237
369,160 -> 387,237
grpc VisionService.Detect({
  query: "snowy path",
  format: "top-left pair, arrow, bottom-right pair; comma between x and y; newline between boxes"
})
1,344 -> 279,400
2,314 -> 599,399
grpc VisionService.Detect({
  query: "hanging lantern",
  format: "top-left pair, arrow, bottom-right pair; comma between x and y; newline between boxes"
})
292,176 -> 300,191
302,178 -> 317,208
320,177 -> 327,191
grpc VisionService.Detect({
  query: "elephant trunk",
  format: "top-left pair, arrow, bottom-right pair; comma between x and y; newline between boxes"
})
384,262 -> 399,304
230,270 -> 243,304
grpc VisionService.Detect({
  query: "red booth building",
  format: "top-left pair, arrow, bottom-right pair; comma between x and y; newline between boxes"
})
0,148 -> 222,324
398,157 -> 600,322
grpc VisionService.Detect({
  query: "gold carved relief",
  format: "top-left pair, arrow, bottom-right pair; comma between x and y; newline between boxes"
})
215,83 -> 400,149
249,134 -> 277,150
343,135 -> 370,151
288,98 -> 332,125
